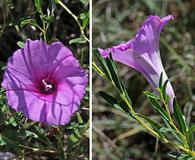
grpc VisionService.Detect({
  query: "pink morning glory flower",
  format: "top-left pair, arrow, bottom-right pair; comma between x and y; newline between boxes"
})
99,15 -> 175,112
1,40 -> 88,125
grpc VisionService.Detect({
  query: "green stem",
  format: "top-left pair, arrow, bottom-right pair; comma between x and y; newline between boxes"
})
162,96 -> 189,148
43,21 -> 47,42
92,62 -> 105,77
19,144 -> 58,154
35,24 -> 45,33
93,59 -> 195,156
123,90 -> 194,155
57,0 -> 89,42
121,94 -> 161,138
154,137 -> 159,159
93,60 -> 161,138
166,140 -> 195,156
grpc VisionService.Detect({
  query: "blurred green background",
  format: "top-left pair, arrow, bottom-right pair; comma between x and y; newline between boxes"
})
0,0 -> 89,159
92,0 -> 195,159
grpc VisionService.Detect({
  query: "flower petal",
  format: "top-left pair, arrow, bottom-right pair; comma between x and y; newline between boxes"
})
2,40 -> 87,125
6,89 -> 73,125
98,41 -> 144,73
99,15 -> 175,111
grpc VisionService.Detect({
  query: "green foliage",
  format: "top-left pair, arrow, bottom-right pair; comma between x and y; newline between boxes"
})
93,49 -> 195,158
186,126 -> 195,150
0,0 -> 89,159
34,0 -> 42,12
20,18 -> 37,27
173,98 -> 188,135
16,41 -> 25,48
80,12 -> 89,28
80,0 -> 88,7
69,37 -> 87,44
168,152 -> 195,160
93,0 -> 195,159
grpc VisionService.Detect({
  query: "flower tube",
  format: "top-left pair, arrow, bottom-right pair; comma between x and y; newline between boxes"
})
99,15 -> 175,112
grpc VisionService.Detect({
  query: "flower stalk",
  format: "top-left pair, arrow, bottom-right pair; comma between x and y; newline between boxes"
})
93,49 -> 195,157
57,0 -> 89,43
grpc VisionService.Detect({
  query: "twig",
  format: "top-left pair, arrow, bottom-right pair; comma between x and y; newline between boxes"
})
57,0 -> 89,42
19,144 -> 58,154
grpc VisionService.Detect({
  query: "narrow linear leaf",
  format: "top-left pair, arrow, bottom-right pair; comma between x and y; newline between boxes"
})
99,91 -> 123,112
106,53 -> 123,93
136,113 -> 164,138
163,120 -> 184,144
159,72 -> 163,89
186,125 -> 195,150
69,37 -> 87,44
168,152 -> 195,160
162,79 -> 169,100
147,97 -> 185,143
99,91 -> 133,118
93,49 -> 112,80
147,96 -> 170,122
173,98 -> 187,134
144,91 -> 160,100
159,127 -> 176,133
123,89 -> 132,106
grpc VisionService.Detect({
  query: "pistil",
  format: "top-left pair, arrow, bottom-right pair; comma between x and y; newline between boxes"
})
42,79 -> 53,91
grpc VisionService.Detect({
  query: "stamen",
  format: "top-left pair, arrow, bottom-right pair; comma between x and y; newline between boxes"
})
42,79 -> 53,91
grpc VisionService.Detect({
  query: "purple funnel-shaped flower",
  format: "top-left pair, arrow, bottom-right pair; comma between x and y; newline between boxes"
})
2,40 -> 88,125
99,15 -> 175,112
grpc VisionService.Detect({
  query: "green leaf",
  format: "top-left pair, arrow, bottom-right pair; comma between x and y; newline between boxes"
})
186,125 -> 195,150
146,97 -> 185,142
168,152 -> 195,160
80,0 -> 88,6
41,14 -> 54,23
17,41 -> 25,48
69,37 -> 87,44
159,127 -> 176,133
162,79 -> 169,100
20,18 -> 37,27
144,91 -> 160,100
93,49 -> 112,81
20,130 -> 38,139
123,89 -> 132,106
69,130 -> 81,143
173,98 -> 187,135
34,0 -> 42,12
159,72 -> 163,89
163,120 -> 184,144
99,91 -> 134,119
0,134 -> 6,146
147,96 -> 170,122
106,53 -> 123,93
76,112 -> 83,124
80,12 -> 89,28
137,113 -> 164,138
99,91 -> 123,112
5,117 -> 17,127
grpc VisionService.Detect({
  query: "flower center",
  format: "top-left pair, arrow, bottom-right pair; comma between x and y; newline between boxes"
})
40,79 -> 55,94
